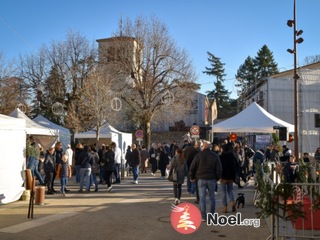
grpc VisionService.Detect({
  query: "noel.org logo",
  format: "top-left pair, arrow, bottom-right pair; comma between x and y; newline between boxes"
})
170,202 -> 202,234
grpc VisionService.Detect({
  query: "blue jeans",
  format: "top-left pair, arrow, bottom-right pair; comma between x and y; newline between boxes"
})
27,156 -> 35,174
198,179 -> 217,220
27,156 -> 44,184
80,168 -> 91,191
60,177 -> 68,193
114,163 -> 120,182
132,166 -> 139,181
187,175 -> 195,194
220,180 -> 235,206
75,165 -> 81,183
34,159 -> 44,184
100,166 -> 106,183
91,173 -> 99,189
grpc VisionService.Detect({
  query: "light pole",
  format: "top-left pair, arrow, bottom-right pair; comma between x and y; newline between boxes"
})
287,0 -> 303,159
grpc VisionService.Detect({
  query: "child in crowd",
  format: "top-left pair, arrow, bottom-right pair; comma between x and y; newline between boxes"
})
57,154 -> 71,196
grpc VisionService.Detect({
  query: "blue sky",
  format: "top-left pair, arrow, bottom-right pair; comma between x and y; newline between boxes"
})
1,0 -> 319,98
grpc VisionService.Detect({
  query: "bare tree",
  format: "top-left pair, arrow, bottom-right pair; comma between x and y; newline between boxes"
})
44,30 -> 97,133
99,16 -> 199,147
78,68 -> 115,141
16,31 -> 97,133
0,52 -> 29,114
303,55 -> 320,65
16,47 -> 50,116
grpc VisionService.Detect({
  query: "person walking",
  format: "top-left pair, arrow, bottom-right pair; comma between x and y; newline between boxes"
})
52,142 -> 63,192
111,142 -> 122,184
74,143 -> 83,184
26,136 -> 45,185
125,145 -> 132,174
233,144 -> 247,188
57,153 -> 71,196
140,146 -> 149,173
103,145 -> 115,192
129,144 -> 141,184
170,148 -> 187,205
43,147 -> 55,195
98,144 -> 107,184
65,144 -> 73,170
220,143 -> 238,213
149,143 -> 157,176
243,144 -> 255,178
157,144 -> 169,179
90,145 -> 100,192
184,140 -> 200,198
189,140 -> 222,222
78,145 -> 93,192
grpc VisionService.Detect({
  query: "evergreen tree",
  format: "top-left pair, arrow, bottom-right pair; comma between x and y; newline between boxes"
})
253,45 -> 279,79
203,52 -> 234,118
235,56 -> 256,110
235,56 -> 256,90
235,45 -> 279,110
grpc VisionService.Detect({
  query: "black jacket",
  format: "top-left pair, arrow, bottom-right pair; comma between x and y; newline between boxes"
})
189,149 -> 222,181
220,151 -> 237,180
79,152 -> 93,168
104,150 -> 115,171
184,146 -> 200,169
130,149 -> 141,166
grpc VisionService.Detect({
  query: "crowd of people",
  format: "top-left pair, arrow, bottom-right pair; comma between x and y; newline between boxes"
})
26,135 -> 320,221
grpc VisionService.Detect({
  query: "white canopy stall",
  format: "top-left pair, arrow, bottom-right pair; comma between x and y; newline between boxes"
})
213,102 -> 294,133
9,109 -> 58,150
33,115 -> 71,151
74,123 -> 132,156
0,114 -> 26,204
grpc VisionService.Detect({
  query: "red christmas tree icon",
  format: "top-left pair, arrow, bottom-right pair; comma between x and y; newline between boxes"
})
177,205 -> 196,230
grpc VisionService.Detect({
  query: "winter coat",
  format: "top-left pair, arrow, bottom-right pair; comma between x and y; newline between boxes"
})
79,152 -> 93,168
140,149 -> 149,165
74,148 -> 83,166
130,149 -> 141,167
184,146 -> 200,169
55,149 -> 63,164
189,148 -> 222,181
220,151 -> 237,181
59,161 -> 69,178
170,154 -> 187,184
44,152 -> 55,173
157,148 -> 169,169
104,150 -> 115,172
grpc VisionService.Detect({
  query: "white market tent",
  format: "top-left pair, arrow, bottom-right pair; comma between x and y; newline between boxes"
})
213,102 -> 294,133
0,114 -> 26,204
33,115 -> 71,151
74,123 -> 132,157
9,108 -> 58,150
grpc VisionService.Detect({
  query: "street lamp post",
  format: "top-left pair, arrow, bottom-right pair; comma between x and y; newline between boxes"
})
287,0 -> 303,159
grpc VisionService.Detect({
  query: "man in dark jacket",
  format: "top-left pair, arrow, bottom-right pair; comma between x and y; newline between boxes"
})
130,144 -> 141,184
184,140 -> 200,199
104,146 -> 115,192
189,140 -> 222,221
